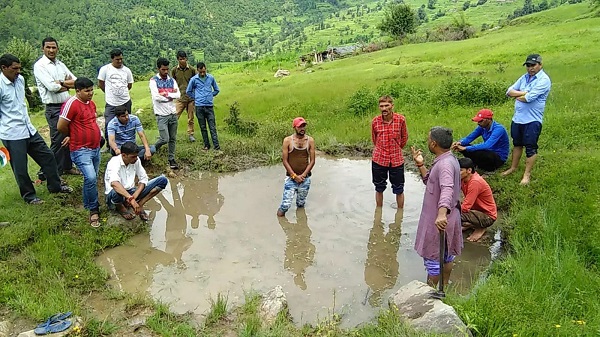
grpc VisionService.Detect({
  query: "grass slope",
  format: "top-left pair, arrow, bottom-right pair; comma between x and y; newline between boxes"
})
1,3 -> 599,336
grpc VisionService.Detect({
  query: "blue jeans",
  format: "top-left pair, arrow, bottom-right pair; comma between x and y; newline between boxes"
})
106,175 -> 168,208
70,147 -> 101,212
195,106 -> 220,150
278,176 -> 311,214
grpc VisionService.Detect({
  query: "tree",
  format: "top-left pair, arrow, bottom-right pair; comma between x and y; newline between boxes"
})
428,0 -> 437,9
463,1 -> 471,10
418,6 -> 428,23
377,4 -> 417,40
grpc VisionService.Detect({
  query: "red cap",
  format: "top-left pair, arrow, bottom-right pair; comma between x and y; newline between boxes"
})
472,109 -> 493,122
292,117 -> 307,128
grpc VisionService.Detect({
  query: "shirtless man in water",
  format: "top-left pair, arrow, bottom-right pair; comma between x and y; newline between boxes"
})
276,117 -> 316,217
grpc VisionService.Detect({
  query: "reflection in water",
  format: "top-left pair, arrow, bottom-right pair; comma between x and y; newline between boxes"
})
278,209 -> 315,290
155,182 -> 192,263
182,172 -> 224,229
364,208 -> 403,306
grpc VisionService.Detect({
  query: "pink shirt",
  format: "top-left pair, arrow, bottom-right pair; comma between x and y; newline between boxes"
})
414,151 -> 463,260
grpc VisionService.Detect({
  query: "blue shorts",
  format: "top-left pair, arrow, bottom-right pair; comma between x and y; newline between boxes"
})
423,254 -> 455,276
510,121 -> 542,158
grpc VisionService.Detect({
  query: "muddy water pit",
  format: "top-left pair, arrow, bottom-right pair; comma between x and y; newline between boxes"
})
97,158 -> 493,327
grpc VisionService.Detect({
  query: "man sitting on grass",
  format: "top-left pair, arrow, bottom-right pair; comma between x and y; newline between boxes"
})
459,158 -> 497,242
104,141 -> 167,221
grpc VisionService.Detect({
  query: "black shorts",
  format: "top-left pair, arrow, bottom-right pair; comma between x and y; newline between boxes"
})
511,121 -> 542,157
372,162 -> 405,194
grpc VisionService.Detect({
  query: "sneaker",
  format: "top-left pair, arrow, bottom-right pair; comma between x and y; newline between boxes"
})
169,159 -> 179,170
28,198 -> 45,205
189,135 -> 196,142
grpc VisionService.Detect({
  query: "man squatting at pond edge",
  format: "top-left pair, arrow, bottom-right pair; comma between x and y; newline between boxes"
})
411,127 -> 463,288
277,117 -> 316,217
371,95 -> 408,208
104,141 -> 168,221
459,157 -> 498,242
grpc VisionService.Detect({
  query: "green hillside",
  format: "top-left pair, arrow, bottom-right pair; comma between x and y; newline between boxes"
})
1,2 -> 600,336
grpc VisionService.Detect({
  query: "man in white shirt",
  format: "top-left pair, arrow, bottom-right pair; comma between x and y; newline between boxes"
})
33,37 -> 79,177
104,141 -> 167,221
150,57 -> 180,170
98,49 -> 134,148
1,54 -> 73,204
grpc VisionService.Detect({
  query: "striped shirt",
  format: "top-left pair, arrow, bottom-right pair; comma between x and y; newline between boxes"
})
59,97 -> 101,151
371,113 -> 408,167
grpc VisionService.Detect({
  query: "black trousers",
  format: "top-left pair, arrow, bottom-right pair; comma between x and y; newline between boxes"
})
44,103 -> 72,173
461,150 -> 505,172
2,133 -> 62,202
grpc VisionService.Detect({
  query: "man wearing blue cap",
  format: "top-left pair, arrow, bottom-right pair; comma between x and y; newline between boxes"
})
502,54 -> 551,185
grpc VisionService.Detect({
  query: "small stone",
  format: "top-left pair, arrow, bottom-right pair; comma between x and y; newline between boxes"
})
0,321 -> 11,337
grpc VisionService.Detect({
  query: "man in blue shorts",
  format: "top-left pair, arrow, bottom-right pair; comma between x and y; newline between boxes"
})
502,54 -> 551,185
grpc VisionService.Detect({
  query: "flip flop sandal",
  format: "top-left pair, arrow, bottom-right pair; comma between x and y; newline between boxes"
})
34,319 -> 72,335
139,211 -> 149,221
90,213 -> 101,228
36,312 -> 72,328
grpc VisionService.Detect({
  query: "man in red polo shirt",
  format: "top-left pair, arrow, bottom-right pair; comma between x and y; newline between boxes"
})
458,157 -> 497,242
371,95 -> 408,208
57,77 -> 103,227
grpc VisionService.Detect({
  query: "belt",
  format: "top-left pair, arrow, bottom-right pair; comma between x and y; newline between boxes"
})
46,103 -> 63,107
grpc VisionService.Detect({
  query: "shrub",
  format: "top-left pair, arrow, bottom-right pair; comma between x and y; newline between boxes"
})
432,76 -> 509,106
224,102 -> 259,136
376,82 -> 430,105
347,86 -> 378,116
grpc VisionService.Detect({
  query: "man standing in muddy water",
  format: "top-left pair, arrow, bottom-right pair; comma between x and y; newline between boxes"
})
411,126 -> 462,288
277,117 -> 316,217
371,95 -> 408,208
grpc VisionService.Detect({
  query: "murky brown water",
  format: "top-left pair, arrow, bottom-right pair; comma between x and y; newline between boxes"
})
96,158 -> 492,327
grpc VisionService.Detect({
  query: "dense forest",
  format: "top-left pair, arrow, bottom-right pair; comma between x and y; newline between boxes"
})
0,0 -> 354,78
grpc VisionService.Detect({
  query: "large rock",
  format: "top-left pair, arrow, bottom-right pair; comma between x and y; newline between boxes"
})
388,280 -> 472,337
259,286 -> 288,326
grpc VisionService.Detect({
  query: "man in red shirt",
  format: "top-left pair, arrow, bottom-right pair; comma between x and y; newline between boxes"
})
57,77 -> 103,227
371,95 -> 408,208
458,158 -> 497,242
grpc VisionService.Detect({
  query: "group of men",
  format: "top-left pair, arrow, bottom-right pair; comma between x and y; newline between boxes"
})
276,53 -> 551,288
0,37 -> 221,227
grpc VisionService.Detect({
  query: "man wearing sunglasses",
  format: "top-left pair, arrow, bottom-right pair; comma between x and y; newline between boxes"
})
502,54 -> 552,185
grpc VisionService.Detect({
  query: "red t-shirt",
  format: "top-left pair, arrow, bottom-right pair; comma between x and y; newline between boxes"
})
60,97 -> 101,152
461,172 -> 497,220
371,113 -> 408,167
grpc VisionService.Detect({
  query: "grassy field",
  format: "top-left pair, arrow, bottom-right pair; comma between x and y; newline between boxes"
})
1,3 -> 600,336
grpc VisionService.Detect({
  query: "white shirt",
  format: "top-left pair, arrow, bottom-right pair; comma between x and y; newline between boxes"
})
98,64 -> 134,106
33,55 -> 76,104
0,74 -> 37,140
104,155 -> 149,194
149,74 -> 180,116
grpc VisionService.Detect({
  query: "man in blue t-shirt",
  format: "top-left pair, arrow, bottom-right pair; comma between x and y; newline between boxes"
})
502,54 -> 551,185
452,109 -> 509,172
107,106 -> 155,160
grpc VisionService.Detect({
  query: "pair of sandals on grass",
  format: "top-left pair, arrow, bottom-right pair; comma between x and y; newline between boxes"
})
89,203 -> 148,228
34,311 -> 72,335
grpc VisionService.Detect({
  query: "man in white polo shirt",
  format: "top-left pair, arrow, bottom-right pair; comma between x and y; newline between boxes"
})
33,37 -> 79,177
104,141 -> 167,221
98,48 -> 134,148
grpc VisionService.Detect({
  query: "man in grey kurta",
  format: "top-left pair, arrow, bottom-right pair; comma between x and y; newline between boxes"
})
411,126 -> 462,288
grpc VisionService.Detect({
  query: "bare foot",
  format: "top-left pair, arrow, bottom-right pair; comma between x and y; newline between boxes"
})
520,175 -> 530,185
277,210 -> 285,217
501,168 -> 516,176
467,228 -> 486,242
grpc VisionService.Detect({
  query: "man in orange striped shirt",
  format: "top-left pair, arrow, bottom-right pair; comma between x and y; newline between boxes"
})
458,158 -> 497,242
